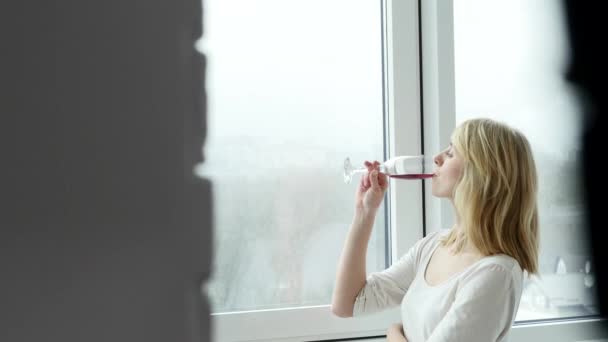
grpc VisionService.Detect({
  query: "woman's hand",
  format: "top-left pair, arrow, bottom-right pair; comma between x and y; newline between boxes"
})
355,160 -> 389,213
386,323 -> 407,342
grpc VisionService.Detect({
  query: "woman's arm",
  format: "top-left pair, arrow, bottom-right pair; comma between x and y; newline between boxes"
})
330,209 -> 377,317
331,162 -> 387,317
386,323 -> 408,342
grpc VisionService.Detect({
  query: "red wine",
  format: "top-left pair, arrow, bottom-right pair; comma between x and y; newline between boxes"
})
389,173 -> 434,179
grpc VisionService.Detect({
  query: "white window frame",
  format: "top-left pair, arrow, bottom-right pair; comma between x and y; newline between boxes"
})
420,0 -> 608,341
211,0 -> 608,340
211,0 -> 424,341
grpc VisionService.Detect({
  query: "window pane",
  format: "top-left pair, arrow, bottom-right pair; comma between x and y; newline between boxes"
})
198,0 -> 386,313
453,0 -> 598,320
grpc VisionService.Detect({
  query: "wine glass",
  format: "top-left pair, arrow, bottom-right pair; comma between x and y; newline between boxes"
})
343,155 -> 435,184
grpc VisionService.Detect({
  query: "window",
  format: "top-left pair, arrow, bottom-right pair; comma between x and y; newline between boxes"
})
200,0 -> 606,340
452,0 -> 596,321
421,0 -> 605,340
199,0 -> 386,314
198,0 -> 422,340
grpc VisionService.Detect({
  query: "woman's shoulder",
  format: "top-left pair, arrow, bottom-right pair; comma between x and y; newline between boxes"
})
465,253 -> 524,288
481,254 -> 523,275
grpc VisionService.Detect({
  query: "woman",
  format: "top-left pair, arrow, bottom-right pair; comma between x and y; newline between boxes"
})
331,118 -> 539,342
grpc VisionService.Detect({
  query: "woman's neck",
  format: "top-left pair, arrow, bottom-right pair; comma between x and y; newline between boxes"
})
449,202 -> 482,256
449,224 -> 483,256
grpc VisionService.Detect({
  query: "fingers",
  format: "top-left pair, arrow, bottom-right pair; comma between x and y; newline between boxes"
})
362,160 -> 390,193
378,170 -> 389,190
364,161 -> 379,187
364,160 -> 380,172
370,160 -> 389,190
369,160 -> 380,190
363,161 -> 372,188
369,169 -> 380,190
364,160 -> 385,191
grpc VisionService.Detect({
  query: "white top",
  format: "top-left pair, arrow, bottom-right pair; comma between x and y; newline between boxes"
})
353,230 -> 523,342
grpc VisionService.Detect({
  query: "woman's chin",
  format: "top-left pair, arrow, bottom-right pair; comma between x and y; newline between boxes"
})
431,188 -> 440,197
431,186 -> 448,198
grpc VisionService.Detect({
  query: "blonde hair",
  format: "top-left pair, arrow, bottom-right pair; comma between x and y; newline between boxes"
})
442,118 -> 539,274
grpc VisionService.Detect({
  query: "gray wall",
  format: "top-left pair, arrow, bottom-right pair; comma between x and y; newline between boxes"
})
0,1 -> 211,341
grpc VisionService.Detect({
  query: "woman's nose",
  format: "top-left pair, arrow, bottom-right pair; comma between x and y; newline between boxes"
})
434,154 -> 442,166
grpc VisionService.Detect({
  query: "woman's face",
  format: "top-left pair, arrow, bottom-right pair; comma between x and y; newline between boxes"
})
432,143 -> 464,199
